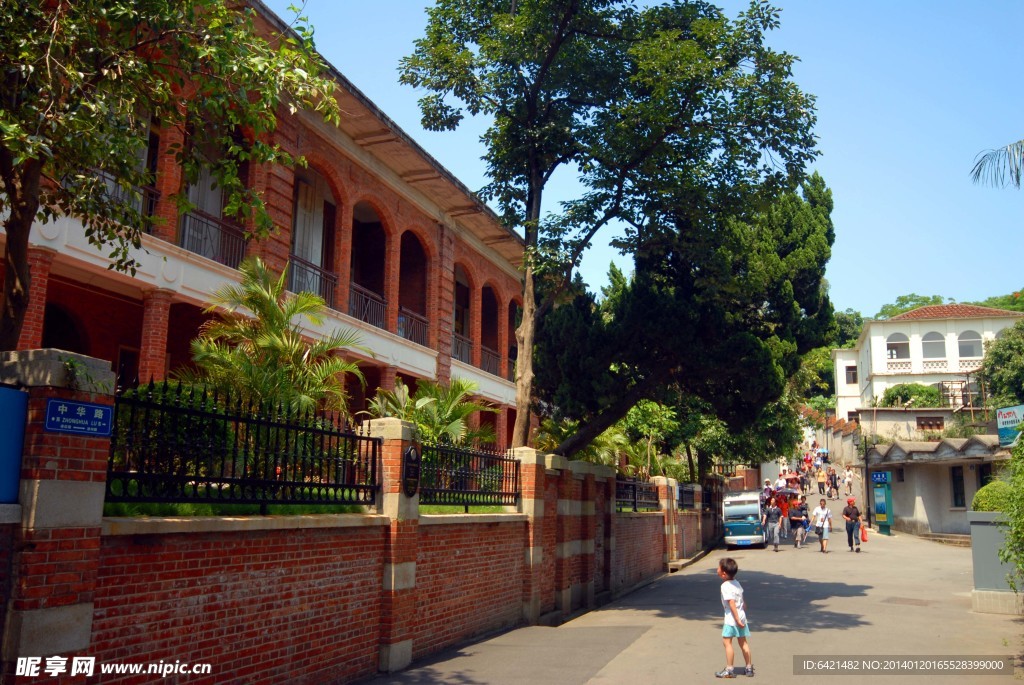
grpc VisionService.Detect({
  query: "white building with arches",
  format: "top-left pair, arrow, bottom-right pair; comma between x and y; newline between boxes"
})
833,304 -> 1023,429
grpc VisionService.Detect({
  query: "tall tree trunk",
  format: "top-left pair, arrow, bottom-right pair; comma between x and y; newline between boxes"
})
0,162 -> 42,351
511,264 -> 536,447
685,443 -> 696,483
511,166 -> 544,448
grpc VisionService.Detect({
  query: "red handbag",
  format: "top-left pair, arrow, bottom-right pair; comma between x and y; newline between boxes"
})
861,525 -> 868,543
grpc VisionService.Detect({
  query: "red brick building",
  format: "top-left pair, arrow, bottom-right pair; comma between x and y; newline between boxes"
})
0,6 -> 524,447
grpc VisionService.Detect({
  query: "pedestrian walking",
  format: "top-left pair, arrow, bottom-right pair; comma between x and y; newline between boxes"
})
779,495 -> 790,539
715,557 -> 754,678
842,497 -> 863,553
811,498 -> 832,553
762,496 -> 782,552
790,495 -> 808,549
843,467 -> 855,496
828,468 -> 839,500
815,467 -> 826,495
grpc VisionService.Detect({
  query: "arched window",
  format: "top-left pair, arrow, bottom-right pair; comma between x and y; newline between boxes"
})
921,331 -> 946,359
958,330 -> 982,358
886,333 -> 910,360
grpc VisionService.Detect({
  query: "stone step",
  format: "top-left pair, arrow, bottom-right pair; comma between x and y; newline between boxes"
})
917,533 -> 972,548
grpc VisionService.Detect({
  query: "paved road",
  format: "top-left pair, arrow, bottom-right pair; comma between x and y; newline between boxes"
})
364,499 -> 1021,684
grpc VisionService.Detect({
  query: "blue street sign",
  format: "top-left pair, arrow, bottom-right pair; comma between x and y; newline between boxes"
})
871,471 -> 890,484
44,399 -> 113,437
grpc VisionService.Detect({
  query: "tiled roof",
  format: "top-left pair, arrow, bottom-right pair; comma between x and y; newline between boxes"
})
889,304 -> 1021,321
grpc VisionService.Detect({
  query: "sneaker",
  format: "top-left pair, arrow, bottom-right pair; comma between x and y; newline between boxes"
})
856,547 -> 861,553
715,668 -> 737,679
746,665 -> 755,677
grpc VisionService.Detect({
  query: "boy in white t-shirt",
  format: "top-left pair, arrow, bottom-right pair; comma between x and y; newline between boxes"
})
716,557 -> 754,678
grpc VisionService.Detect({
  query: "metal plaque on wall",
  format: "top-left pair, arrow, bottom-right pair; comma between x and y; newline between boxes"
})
402,445 -> 421,497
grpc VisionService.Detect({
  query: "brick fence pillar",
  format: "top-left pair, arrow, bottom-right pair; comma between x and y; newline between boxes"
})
367,417 -> 419,674
512,447 -> 546,624
653,476 -> 679,565
0,350 -> 114,668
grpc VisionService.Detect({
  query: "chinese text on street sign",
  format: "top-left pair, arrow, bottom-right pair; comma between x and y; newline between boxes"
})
44,399 -> 113,437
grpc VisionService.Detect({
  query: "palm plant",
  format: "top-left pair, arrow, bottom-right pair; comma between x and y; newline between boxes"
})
971,139 -> 1024,189
535,418 -> 630,471
178,256 -> 367,415
366,377 -> 498,445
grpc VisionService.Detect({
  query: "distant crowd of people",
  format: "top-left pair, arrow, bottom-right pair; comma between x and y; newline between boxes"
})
756,457 -> 862,556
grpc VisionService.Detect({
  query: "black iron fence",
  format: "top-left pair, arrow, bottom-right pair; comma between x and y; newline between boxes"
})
677,482 -> 700,510
419,442 -> 519,510
616,478 -> 661,512
107,382 -> 380,511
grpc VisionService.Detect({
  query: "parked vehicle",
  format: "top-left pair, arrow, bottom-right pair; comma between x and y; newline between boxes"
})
722,490 -> 765,548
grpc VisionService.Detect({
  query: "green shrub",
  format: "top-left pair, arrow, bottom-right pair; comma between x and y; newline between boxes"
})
972,480 -> 1012,512
880,383 -> 942,408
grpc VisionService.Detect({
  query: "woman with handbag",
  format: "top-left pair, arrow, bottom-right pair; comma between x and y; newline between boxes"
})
811,498 -> 833,554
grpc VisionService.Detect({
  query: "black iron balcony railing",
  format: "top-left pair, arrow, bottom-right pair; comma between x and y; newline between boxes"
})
179,209 -> 246,269
288,254 -> 338,309
452,333 -> 472,364
398,307 -> 429,347
97,170 -> 159,223
481,345 -> 501,377
349,282 -> 387,330
507,358 -> 516,382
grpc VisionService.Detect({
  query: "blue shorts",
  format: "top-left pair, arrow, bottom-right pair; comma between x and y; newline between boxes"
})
722,623 -> 751,638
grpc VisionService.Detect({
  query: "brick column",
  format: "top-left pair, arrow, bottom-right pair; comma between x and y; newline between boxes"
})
653,476 -> 679,564
512,447 -> 547,624
553,458 -> 579,617
379,366 -> 398,393
16,248 -> 57,351
495,409 -> 509,451
334,201 -> 352,316
470,286 -> 483,369
137,289 -> 174,383
367,418 -> 418,673
150,124 -> 183,244
579,469 -> 597,608
434,225 -> 455,382
384,234 -> 400,335
0,351 -> 114,666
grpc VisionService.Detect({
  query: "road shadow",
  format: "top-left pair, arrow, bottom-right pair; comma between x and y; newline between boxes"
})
605,566 -> 872,633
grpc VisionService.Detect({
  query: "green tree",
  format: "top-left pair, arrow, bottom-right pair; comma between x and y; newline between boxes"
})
535,174 -> 834,457
400,0 -> 817,447
967,290 -> 1024,314
835,308 -> 864,347
178,257 -> 365,414
971,138 -> 1024,189
0,1 -> 340,350
999,440 -> 1024,591
979,320 -> 1024,408
873,294 -> 950,320
366,378 -> 498,445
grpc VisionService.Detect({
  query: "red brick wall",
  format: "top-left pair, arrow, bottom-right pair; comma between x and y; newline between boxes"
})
414,521 -> 524,660
91,526 -> 386,685
612,513 -> 664,593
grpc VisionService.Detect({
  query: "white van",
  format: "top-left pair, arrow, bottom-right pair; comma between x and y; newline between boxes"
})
722,490 -> 765,548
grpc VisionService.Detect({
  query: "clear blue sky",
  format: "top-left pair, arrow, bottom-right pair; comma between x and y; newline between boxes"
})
264,0 -> 1024,318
